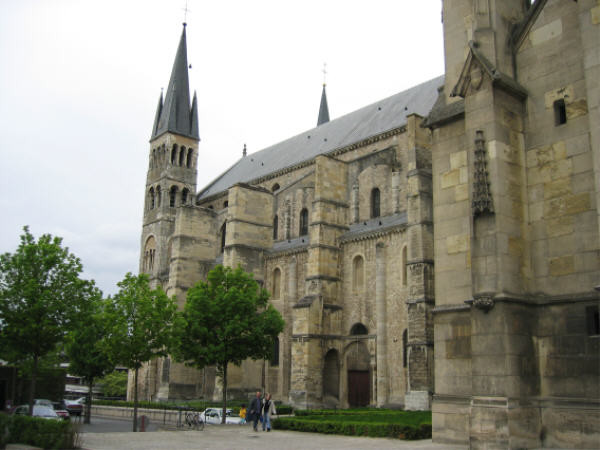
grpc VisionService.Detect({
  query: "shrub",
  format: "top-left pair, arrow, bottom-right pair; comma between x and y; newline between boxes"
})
1,414 -> 78,449
272,410 -> 432,440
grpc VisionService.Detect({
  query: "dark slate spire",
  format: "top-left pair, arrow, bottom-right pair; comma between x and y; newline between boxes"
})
151,24 -> 199,140
317,83 -> 330,126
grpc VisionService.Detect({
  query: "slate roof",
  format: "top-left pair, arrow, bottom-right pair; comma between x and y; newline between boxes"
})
197,75 -> 443,200
151,24 -> 199,141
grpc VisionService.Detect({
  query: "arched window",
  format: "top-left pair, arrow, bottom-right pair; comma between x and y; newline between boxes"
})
273,215 -> 278,240
186,149 -> 193,168
179,146 -> 186,166
299,208 -> 308,236
171,144 -> 178,165
144,236 -> 156,272
181,188 -> 189,205
169,186 -> 178,207
272,268 -> 281,299
223,201 -> 228,208
323,349 -> 340,399
220,222 -> 227,253
270,337 -> 280,366
402,246 -> 408,286
156,186 -> 161,207
371,188 -> 380,218
402,329 -> 408,367
149,187 -> 155,210
352,255 -> 364,292
350,323 -> 368,335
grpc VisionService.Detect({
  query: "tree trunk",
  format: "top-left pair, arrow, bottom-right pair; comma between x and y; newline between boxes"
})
221,362 -> 227,424
27,355 -> 38,416
133,367 -> 139,432
85,378 -> 93,424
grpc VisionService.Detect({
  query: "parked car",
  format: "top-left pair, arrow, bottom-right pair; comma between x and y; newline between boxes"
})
34,399 -> 53,408
64,398 -> 84,416
199,407 -> 243,424
52,401 -> 70,420
13,404 -> 60,420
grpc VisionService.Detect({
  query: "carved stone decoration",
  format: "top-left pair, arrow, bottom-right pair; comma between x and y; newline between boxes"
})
473,296 -> 494,313
472,130 -> 494,217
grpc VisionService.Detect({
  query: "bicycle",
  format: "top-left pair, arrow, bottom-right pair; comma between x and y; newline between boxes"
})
184,411 -> 204,430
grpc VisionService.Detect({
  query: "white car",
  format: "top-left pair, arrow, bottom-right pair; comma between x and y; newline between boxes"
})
13,404 -> 60,420
199,407 -> 243,424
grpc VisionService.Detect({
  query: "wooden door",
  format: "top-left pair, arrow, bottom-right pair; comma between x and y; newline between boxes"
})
347,370 -> 369,407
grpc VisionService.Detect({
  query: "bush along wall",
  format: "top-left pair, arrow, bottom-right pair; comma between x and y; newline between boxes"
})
1,414 -> 77,450
272,410 -> 432,440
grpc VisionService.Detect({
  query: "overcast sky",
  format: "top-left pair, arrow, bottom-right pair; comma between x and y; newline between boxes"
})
0,0 -> 444,296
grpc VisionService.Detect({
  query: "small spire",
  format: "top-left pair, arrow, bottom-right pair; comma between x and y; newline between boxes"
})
243,144 -> 247,157
317,83 -> 330,126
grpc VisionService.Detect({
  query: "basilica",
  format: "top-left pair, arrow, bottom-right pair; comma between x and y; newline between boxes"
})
132,1 -> 599,447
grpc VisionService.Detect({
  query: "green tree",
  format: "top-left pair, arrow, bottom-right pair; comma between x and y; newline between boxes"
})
98,370 -> 128,398
104,273 -> 176,431
0,226 -> 100,416
65,296 -> 114,424
172,265 -> 284,423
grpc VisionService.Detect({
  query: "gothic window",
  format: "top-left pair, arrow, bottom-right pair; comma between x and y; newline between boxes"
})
186,149 -> 193,168
402,246 -> 407,286
554,99 -> 567,126
144,236 -> 156,272
179,146 -> 186,166
371,188 -> 381,218
272,268 -> 281,299
169,186 -> 178,207
156,186 -> 161,207
270,337 -> 280,366
220,222 -> 227,253
149,187 -> 155,210
402,329 -> 408,367
299,208 -> 309,236
171,144 -> 178,165
350,323 -> 368,335
181,188 -> 189,205
273,215 -> 278,240
352,255 -> 364,292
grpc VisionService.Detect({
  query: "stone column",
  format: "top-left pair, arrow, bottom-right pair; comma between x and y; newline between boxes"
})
392,170 -> 402,213
282,257 -> 297,396
375,242 -> 387,406
351,183 -> 359,223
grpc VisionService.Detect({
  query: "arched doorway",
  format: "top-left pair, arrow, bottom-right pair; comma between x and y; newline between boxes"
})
323,349 -> 340,402
346,325 -> 370,407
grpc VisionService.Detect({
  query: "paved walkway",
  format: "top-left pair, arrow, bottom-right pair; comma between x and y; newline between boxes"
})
78,424 -> 466,450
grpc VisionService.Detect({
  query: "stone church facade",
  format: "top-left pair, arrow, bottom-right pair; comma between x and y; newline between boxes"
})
131,1 -> 599,447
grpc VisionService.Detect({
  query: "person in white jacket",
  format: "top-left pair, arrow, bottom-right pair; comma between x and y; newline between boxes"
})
261,393 -> 277,431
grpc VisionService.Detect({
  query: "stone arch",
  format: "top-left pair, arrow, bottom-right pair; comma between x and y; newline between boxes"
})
144,235 -> 157,272
169,186 -> 178,207
345,340 -> 371,407
156,185 -> 161,207
186,148 -> 193,168
171,144 -> 178,165
220,222 -> 227,253
323,349 -> 340,400
350,322 -> 368,335
352,255 -> 365,293
181,188 -> 189,205
179,146 -> 186,166
273,215 -> 278,240
148,187 -> 155,210
299,208 -> 309,236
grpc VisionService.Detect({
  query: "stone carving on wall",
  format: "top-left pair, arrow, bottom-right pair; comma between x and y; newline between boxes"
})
472,130 -> 494,217
472,295 -> 494,313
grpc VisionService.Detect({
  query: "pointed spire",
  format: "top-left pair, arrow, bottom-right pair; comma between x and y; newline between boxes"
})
317,83 -> 330,126
151,24 -> 199,141
152,90 -> 163,136
190,91 -> 199,139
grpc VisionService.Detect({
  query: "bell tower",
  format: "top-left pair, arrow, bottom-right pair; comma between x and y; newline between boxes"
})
140,23 -> 200,289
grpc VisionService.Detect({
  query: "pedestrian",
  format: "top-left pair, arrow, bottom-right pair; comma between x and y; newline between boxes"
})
248,391 -> 262,431
261,392 -> 277,432
239,404 -> 247,424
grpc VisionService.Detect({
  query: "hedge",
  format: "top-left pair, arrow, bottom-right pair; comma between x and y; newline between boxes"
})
92,399 -> 293,415
272,410 -> 432,440
0,413 -> 78,449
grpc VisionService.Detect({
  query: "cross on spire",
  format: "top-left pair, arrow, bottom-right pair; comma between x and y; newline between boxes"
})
322,62 -> 327,86
182,0 -> 191,24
